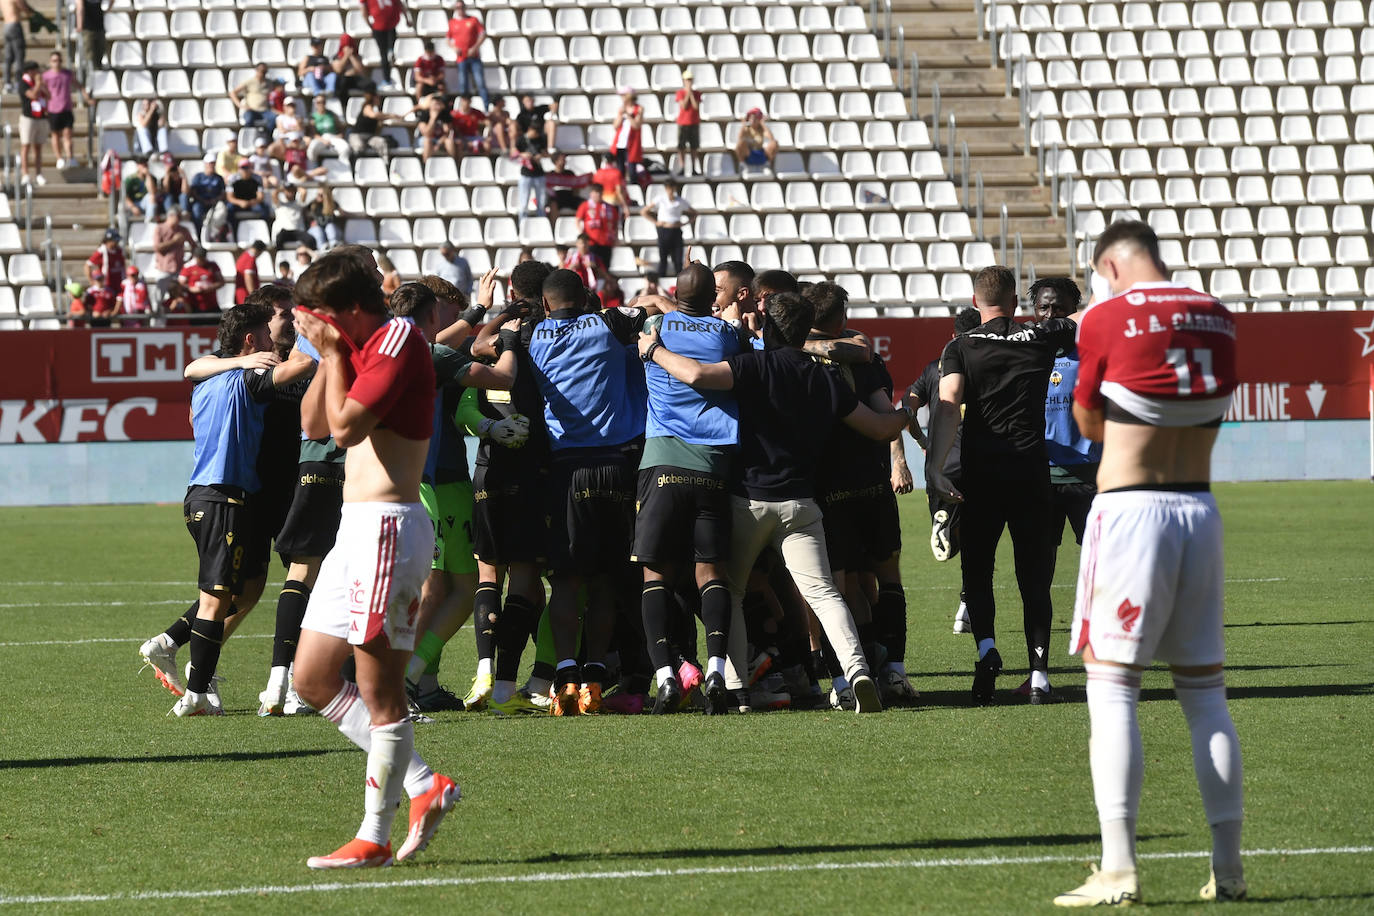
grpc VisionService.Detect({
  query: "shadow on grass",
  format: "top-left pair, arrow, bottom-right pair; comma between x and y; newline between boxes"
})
0,747 -> 346,770
911,662 -> 1348,680
471,832 -> 1185,867
1226,619 -> 1368,628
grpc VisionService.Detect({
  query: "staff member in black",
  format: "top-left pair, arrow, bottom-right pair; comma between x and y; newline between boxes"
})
926,267 -> 1082,705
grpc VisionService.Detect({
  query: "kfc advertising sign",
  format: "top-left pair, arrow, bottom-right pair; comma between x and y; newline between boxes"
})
0,315 -> 1369,444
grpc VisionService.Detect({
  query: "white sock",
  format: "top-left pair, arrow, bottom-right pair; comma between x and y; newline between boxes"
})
475,657 -> 492,678
883,660 -> 907,676
1085,663 -> 1143,874
707,656 -> 726,679
1031,669 -> 1050,692
655,665 -> 675,686
356,720 -> 412,845
1173,671 -> 1244,879
320,684 -> 434,800
404,654 -> 427,685
491,679 -> 516,704
832,674 -> 849,692
267,665 -> 288,692
977,638 -> 996,660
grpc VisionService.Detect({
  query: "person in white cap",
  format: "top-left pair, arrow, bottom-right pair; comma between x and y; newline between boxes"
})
673,69 -> 702,176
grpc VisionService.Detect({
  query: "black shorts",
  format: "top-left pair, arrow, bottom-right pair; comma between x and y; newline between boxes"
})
545,454 -> 635,577
184,486 -> 252,595
819,482 -> 902,571
553,189 -> 582,210
274,461 -> 345,562
1050,481 -> 1097,546
48,110 -> 74,132
472,460 -> 547,565
677,123 -> 699,150
630,465 -> 730,565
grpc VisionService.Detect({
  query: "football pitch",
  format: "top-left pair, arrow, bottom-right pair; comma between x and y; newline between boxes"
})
0,481 -> 1370,913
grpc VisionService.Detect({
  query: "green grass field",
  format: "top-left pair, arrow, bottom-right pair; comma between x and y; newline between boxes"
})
0,482 -> 1371,914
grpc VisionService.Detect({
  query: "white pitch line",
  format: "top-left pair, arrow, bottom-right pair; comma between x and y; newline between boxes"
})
0,581 -> 194,587
0,634 -> 272,648
0,599 -> 194,609
0,845 -> 1368,906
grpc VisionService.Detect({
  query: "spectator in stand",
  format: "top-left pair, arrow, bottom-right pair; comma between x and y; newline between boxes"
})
591,152 -> 626,209
545,151 -> 588,220
18,59 -> 48,187
133,97 -> 166,156
271,185 -> 315,250
447,1 -> 487,108
69,273 -> 119,327
360,0 -> 407,90
226,159 -> 270,228
377,251 -> 401,295
562,232 -> 610,291
124,158 -> 157,223
76,0 -> 105,74
189,152 -> 226,233
119,265 -> 151,321
275,261 -> 295,288
86,229 -> 125,292
214,135 -> 240,179
673,69 -> 702,177
515,94 -> 557,153
412,37 -> 445,102
178,247 -> 226,315
279,132 -> 327,180
308,95 -> 351,163
298,38 -> 336,97
272,97 -> 303,141
451,95 -> 488,155
231,63 -> 277,136
486,96 -> 513,156
235,240 -> 266,304
43,51 -> 90,170
249,137 -> 281,189
331,34 -> 369,103
576,182 -> 619,265
159,154 -> 188,213
611,86 -> 644,183
642,178 -> 695,280
414,93 -> 457,162
513,135 -> 546,227
162,279 -> 190,318
349,87 -> 397,161
147,206 -> 194,305
641,274 -> 662,298
734,107 -> 778,172
292,245 -> 313,279
2,0 -> 31,93
433,241 -> 471,296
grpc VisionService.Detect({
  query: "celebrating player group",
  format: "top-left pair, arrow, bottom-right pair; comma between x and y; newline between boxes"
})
134,221 -> 1247,905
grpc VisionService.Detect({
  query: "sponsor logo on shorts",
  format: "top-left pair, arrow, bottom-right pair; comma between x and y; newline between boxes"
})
655,472 -> 725,490
1117,598 -> 1142,633
348,579 -> 366,607
299,473 -> 343,487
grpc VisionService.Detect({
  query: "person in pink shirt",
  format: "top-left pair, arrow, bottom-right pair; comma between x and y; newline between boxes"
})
43,50 -> 91,170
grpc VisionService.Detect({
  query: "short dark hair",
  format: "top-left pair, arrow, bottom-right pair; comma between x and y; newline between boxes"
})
244,284 -> 293,309
713,260 -> 755,287
752,269 -> 798,299
1093,219 -> 1164,269
389,282 -> 438,325
542,268 -> 587,310
294,249 -> 386,315
248,240 -> 266,253
589,182 -> 604,194
973,266 -> 1017,309
954,306 -> 982,333
804,281 -> 847,330
765,292 -> 814,348
664,178 -> 680,192
1028,277 -> 1083,312
218,302 -> 273,354
510,259 -> 554,300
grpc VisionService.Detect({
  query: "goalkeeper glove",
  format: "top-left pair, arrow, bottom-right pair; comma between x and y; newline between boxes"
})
478,415 -> 530,448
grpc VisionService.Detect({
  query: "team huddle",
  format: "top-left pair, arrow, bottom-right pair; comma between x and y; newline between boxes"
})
133,221 -> 1248,905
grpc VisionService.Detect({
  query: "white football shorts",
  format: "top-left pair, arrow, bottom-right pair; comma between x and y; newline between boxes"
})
302,502 -> 434,652
1069,489 -> 1226,667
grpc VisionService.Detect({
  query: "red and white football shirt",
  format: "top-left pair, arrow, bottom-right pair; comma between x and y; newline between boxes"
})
347,317 -> 435,440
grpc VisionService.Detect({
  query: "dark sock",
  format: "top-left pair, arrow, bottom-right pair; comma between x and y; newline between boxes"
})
742,590 -> 770,649
271,580 -> 310,669
494,594 -> 535,683
858,619 -> 878,648
532,659 -> 555,683
641,582 -> 675,671
876,583 -> 907,663
583,662 -> 607,688
474,581 -> 500,662
187,617 -> 225,694
819,636 -> 842,679
163,602 -> 198,646
807,649 -> 829,682
555,661 -> 580,688
700,579 -> 731,661
340,654 -> 357,684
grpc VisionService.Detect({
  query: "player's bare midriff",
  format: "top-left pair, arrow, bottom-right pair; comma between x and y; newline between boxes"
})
1096,422 -> 1218,493
343,428 -> 428,504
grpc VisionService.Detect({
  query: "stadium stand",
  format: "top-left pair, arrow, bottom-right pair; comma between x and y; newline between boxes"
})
3,0 -> 1373,326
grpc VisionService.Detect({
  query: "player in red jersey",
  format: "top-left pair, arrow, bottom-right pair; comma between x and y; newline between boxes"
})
1054,221 -> 1245,907
289,249 -> 459,870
